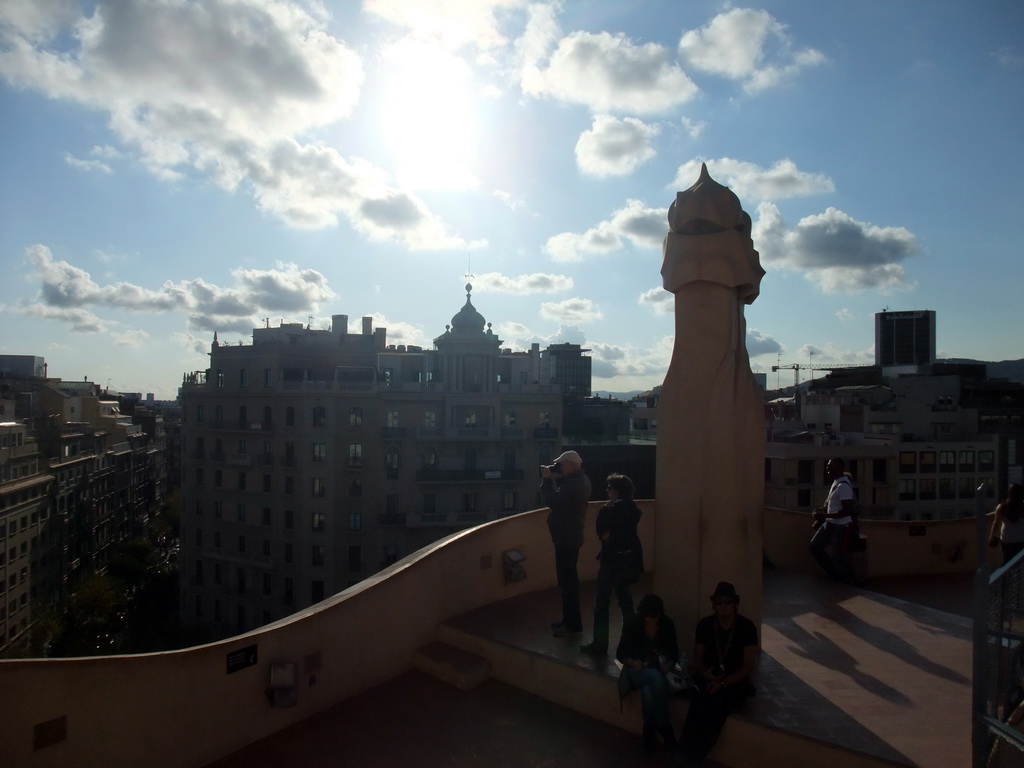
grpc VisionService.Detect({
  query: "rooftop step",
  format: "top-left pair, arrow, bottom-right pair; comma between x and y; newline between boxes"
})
412,641 -> 491,691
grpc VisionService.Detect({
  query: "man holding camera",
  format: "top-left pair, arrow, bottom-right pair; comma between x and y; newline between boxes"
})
540,450 -> 592,637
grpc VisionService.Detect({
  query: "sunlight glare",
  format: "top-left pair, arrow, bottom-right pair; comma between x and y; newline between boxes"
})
377,39 -> 481,191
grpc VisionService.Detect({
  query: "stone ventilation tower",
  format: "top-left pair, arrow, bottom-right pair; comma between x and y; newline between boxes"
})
654,163 -> 766,637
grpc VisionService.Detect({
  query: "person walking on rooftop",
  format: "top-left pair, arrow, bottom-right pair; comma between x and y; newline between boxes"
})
989,483 -> 1024,565
581,473 -> 643,655
808,457 -> 857,584
541,450 -> 591,637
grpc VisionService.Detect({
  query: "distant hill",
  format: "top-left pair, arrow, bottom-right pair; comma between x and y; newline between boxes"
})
592,390 -> 643,401
940,358 -> 1024,384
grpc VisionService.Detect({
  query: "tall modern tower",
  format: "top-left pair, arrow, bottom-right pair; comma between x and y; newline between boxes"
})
875,310 -> 936,368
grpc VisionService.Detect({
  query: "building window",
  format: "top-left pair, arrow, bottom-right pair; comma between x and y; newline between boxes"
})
284,577 -> 294,603
959,477 -> 976,499
238,405 -> 247,429
387,409 -> 399,428
350,407 -> 363,427
214,469 -> 223,487
312,478 -> 326,497
386,494 -> 399,515
313,406 -> 327,427
872,459 -> 887,483
262,573 -> 272,595
196,467 -> 204,486
349,443 -> 363,469
195,529 -> 203,547
502,491 -> 516,511
959,450 -> 975,472
424,448 -> 436,468
464,410 -> 477,427
213,531 -> 222,549
237,472 -> 246,490
423,493 -> 436,514
196,405 -> 204,422
348,545 -> 362,573
797,460 -> 814,485
286,406 -> 295,427
217,370 -> 225,388
262,507 -> 272,526
311,580 -> 324,603
939,478 -> 955,500
312,443 -> 326,462
383,544 -> 399,566
262,474 -> 271,492
386,447 -> 400,478
285,542 -> 293,563
348,513 -> 362,532
979,451 -> 995,472
237,535 -> 246,553
899,452 -> 917,473
239,369 -> 247,388
796,488 -> 811,507
284,476 -> 294,495
312,545 -> 325,567
504,410 -> 517,427
919,478 -> 935,500
264,368 -> 273,387
919,451 -> 936,474
311,512 -> 325,532
349,478 -> 363,497
424,410 -> 437,428
236,504 -> 246,522
463,492 -> 477,513
262,539 -> 271,557
898,479 -> 916,501
939,451 -> 956,472
284,509 -> 294,529
213,501 -> 223,518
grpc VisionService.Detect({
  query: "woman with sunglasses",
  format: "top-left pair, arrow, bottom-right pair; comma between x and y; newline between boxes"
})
679,581 -> 759,765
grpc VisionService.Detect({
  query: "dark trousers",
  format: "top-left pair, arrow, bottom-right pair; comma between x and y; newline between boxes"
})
680,682 -> 748,761
553,544 -> 582,631
591,558 -> 634,648
808,521 -> 853,582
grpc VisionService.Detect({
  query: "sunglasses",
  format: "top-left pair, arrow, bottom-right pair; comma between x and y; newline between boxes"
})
713,599 -> 735,606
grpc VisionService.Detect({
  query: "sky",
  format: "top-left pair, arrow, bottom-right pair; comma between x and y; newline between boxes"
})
1,1 -> 1022,399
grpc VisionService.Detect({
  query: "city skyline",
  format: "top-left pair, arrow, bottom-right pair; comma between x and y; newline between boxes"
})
1,1 -> 1022,399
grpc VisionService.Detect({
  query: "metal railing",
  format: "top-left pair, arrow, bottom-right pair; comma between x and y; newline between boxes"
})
973,483 -> 1024,767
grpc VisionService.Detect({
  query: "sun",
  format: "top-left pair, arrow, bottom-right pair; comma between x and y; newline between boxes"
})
376,39 -> 481,191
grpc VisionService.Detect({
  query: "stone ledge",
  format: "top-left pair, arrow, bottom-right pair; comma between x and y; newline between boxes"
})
413,641 -> 491,691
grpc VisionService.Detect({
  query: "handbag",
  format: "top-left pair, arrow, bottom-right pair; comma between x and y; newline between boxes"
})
611,547 -> 643,586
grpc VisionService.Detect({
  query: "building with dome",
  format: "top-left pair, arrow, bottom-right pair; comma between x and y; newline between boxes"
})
178,285 -> 565,639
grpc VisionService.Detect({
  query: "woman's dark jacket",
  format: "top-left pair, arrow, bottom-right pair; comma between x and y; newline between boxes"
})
596,498 -> 642,558
616,614 -> 679,667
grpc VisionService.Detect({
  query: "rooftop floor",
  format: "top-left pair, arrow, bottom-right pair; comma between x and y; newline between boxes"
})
208,568 -> 974,768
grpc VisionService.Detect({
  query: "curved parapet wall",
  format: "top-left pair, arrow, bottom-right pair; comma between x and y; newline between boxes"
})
763,506 -> 1000,576
2,501 -> 652,768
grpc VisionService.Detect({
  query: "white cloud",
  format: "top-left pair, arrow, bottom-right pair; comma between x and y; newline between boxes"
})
575,114 -> 659,177
753,202 -> 919,293
538,298 -> 603,325
521,23 -> 699,113
363,0 -> 525,52
544,199 -> 665,262
0,0 -> 468,249
746,328 -> 782,357
638,286 -> 672,315
64,152 -> 112,174
679,8 -> 825,93
671,157 -> 834,202
18,245 -> 341,334
993,46 -> 1024,68
113,329 -> 149,348
473,272 -> 573,294
680,116 -> 706,138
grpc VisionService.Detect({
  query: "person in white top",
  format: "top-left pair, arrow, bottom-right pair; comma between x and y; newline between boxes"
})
989,483 -> 1024,565
808,458 -> 858,583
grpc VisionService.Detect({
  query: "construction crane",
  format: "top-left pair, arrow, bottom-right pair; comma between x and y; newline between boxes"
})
770,363 -> 840,388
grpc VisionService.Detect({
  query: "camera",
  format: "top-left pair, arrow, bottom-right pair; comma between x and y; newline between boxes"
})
548,462 -> 562,474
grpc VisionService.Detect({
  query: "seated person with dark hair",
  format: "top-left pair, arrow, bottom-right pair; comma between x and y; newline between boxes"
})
616,593 -> 679,755
679,582 -> 758,765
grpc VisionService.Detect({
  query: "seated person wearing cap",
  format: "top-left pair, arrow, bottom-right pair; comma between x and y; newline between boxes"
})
540,450 -> 591,637
679,581 -> 759,765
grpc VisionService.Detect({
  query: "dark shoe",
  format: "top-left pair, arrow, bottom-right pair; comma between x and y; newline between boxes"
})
551,621 -> 565,630
642,725 -> 657,754
659,724 -> 677,750
579,641 -> 608,655
553,624 -> 581,638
